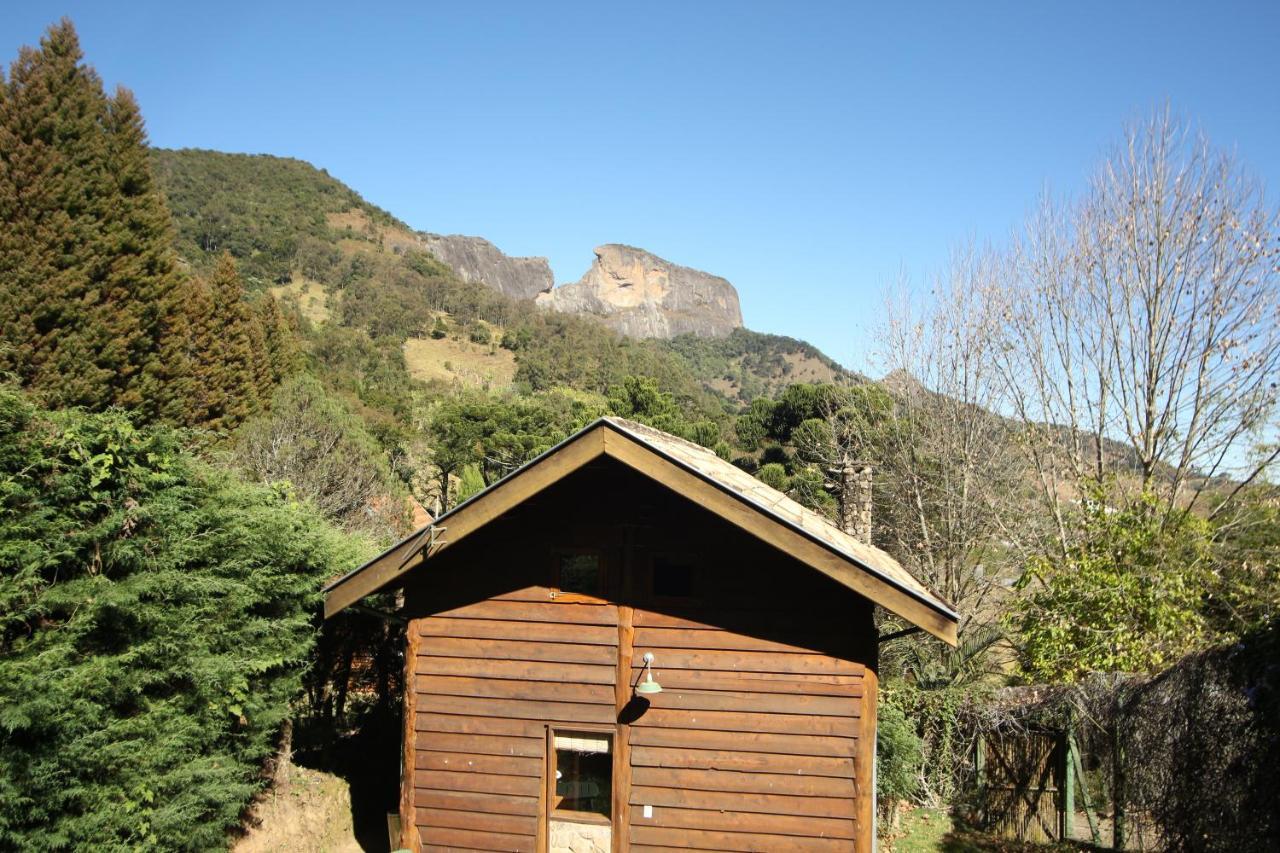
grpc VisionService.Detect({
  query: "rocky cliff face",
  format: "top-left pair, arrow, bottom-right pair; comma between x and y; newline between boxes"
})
421,234 -> 552,301
536,244 -> 743,339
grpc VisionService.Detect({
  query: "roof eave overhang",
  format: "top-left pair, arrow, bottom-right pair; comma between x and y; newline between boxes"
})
323,420 -> 958,645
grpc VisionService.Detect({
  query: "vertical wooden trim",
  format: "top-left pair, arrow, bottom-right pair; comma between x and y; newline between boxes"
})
400,619 -> 422,853
855,660 -> 878,853
614,604 -> 634,853
537,725 -> 550,853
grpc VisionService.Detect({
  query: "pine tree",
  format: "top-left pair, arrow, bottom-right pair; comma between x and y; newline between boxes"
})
0,21 -> 108,399
185,253 -> 261,430
254,293 -> 300,387
0,20 -> 195,421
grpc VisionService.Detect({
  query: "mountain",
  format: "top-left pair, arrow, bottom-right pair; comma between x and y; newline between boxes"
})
149,148 -> 850,406
420,234 -> 552,301
536,244 -> 743,339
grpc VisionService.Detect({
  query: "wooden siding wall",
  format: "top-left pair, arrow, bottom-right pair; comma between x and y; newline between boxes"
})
402,460 -> 877,852
411,592 -> 618,851
628,609 -> 865,852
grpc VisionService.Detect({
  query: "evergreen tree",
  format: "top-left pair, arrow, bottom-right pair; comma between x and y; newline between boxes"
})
186,253 -> 261,430
0,385 -> 369,850
0,20 -> 108,399
254,293 -> 301,386
0,21 -> 195,423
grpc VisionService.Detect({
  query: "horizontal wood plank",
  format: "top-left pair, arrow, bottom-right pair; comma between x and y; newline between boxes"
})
419,635 -> 616,665
630,727 -> 855,758
631,824 -> 853,852
415,750 -> 542,778
415,656 -> 615,684
637,804 -> 855,839
630,745 -> 855,778
416,693 -> 616,725
637,648 -> 862,676
649,687 -> 859,717
418,823 -> 534,851
631,766 -> 856,798
420,617 -> 617,646
416,674 -> 615,706
643,669 -> 861,695
634,625 -> 848,655
637,708 -> 859,738
414,806 -> 537,837
415,712 -> 542,738
429,599 -> 617,626
415,769 -> 540,798
414,731 -> 543,758
413,787 -> 539,816
631,785 -> 855,820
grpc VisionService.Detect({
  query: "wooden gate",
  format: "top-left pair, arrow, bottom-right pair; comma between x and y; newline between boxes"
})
977,731 -> 1065,842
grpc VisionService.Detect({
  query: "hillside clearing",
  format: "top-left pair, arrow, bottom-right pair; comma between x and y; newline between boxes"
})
271,276 -> 334,324
403,333 -> 516,390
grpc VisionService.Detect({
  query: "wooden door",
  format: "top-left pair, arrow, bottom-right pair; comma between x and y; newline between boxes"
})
979,731 -> 1064,842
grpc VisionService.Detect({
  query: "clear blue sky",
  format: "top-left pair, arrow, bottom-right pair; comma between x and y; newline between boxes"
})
4,2 -> 1279,373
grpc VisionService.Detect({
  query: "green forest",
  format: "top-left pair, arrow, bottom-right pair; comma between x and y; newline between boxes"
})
1,19 -> 1277,851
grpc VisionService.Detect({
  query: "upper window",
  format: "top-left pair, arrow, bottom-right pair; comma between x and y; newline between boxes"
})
555,552 -> 603,596
651,554 -> 695,599
552,730 -> 612,821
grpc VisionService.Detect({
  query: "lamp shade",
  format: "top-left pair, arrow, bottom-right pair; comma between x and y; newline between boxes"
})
635,678 -> 662,695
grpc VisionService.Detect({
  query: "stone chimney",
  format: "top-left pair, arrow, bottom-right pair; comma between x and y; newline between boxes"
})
837,460 -> 874,544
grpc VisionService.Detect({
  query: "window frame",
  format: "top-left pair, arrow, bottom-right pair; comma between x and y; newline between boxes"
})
545,725 -> 615,827
548,548 -> 608,604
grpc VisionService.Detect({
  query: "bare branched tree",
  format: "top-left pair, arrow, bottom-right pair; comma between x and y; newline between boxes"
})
875,250 -> 1036,682
992,110 -> 1280,542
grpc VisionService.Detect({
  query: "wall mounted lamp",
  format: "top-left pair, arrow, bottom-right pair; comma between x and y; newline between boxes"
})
635,652 -> 663,695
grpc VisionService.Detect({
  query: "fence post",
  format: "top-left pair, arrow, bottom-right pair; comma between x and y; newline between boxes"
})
1072,736 -> 1102,846
1112,689 -> 1126,849
1063,724 -> 1075,841
974,734 -> 986,827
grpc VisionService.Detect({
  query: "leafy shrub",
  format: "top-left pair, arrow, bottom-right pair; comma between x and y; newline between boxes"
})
0,388 -> 368,850
1010,488 -> 1217,682
877,688 -> 924,805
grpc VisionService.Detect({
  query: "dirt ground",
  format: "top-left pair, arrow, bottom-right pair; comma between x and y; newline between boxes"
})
233,762 -> 376,853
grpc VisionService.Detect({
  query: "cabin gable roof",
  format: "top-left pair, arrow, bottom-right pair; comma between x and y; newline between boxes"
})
323,417 -> 959,644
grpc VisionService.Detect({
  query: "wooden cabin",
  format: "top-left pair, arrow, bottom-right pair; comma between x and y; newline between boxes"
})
325,418 -> 957,853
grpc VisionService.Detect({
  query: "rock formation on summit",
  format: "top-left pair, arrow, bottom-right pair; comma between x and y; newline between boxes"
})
536,244 -> 743,339
421,234 -> 552,301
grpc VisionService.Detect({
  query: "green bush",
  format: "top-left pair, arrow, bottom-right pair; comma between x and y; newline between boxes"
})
877,690 -> 924,804
0,388 -> 368,850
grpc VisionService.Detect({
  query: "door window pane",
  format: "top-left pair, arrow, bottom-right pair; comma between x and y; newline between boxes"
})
553,731 -> 611,818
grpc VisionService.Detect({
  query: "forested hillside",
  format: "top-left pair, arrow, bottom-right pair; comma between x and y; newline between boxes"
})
150,147 -> 858,408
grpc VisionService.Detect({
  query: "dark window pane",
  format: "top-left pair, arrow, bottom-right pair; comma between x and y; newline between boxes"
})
559,554 -> 600,594
652,556 -> 694,598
